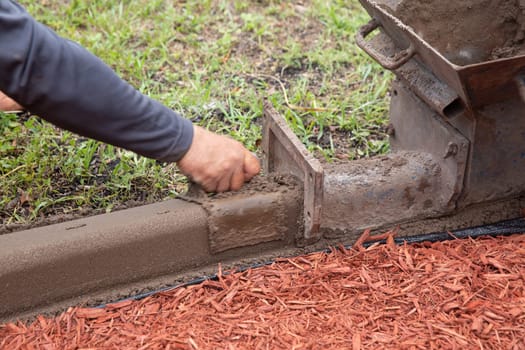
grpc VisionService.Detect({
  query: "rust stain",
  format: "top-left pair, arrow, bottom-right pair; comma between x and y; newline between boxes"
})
417,178 -> 431,193
403,187 -> 416,208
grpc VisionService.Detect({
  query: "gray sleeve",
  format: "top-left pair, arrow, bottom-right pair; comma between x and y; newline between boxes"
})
0,0 -> 193,162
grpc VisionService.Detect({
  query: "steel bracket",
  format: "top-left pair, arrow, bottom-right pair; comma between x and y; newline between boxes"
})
262,102 -> 324,245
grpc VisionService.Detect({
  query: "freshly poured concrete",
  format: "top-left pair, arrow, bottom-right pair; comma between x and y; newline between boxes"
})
0,180 -> 302,321
2,171 -> 523,323
0,199 -> 209,318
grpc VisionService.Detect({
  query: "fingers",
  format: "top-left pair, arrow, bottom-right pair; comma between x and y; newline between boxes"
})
230,166 -> 245,191
199,180 -> 217,193
0,91 -> 22,112
216,169 -> 233,193
243,150 -> 261,180
177,125 -> 261,193
208,158 -> 246,193
201,162 -> 252,193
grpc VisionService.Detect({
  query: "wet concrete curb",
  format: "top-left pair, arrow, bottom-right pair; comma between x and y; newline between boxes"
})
0,199 -> 208,319
0,191 -> 301,320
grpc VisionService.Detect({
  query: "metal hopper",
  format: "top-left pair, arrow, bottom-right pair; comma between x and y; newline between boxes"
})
356,0 -> 525,109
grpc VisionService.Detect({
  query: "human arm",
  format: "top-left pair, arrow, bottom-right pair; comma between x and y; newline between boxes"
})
0,90 -> 21,112
0,1 -> 260,191
0,0 -> 192,162
178,125 -> 261,192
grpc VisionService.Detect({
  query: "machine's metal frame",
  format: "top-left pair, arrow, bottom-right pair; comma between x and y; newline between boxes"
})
262,0 -> 525,245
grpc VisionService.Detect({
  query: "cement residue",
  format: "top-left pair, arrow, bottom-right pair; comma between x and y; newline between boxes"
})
3,175 -> 300,236
202,174 -> 301,201
391,0 -> 525,65
202,174 -> 303,253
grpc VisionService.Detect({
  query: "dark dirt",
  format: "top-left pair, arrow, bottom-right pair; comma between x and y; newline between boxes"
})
2,175 -> 300,236
209,174 -> 301,200
310,125 -> 389,164
2,1 -> 365,230
0,200 -> 153,236
392,0 -> 525,65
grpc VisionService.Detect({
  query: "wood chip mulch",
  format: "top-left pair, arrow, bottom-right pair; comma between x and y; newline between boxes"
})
1,231 -> 525,349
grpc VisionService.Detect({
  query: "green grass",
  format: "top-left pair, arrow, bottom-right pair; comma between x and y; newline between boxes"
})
0,0 -> 392,225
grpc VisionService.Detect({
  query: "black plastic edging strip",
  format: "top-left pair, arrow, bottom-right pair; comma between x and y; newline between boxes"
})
95,261 -> 274,308
363,217 -> 525,247
96,217 -> 525,308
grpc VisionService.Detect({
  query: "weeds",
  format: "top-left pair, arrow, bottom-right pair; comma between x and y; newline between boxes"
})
1,0 -> 392,225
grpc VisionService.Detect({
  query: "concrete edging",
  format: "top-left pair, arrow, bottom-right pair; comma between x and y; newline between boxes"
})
0,189 -> 301,320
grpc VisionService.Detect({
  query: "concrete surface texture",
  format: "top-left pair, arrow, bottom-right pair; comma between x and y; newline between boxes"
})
0,176 -> 302,321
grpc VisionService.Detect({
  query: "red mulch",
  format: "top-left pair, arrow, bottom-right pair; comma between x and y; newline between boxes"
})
1,231 -> 524,349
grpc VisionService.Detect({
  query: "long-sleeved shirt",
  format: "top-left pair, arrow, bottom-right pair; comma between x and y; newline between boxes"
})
0,0 -> 193,162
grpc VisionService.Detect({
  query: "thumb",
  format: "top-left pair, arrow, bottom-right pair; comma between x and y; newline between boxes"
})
243,151 -> 261,180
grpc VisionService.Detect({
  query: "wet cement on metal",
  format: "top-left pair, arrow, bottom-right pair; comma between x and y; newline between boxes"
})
202,175 -> 302,253
323,194 -> 525,245
321,152 -> 446,236
392,0 -> 525,64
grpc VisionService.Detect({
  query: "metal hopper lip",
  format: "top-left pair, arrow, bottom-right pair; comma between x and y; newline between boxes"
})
356,0 -> 525,109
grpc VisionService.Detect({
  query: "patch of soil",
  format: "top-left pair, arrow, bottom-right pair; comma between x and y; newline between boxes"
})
1,114 -> 188,234
2,1 -> 383,229
392,0 -> 525,64
309,125 -> 389,163
2,232 -> 524,348
210,174 -> 301,199
1,175 -> 299,235
0,199 -> 159,235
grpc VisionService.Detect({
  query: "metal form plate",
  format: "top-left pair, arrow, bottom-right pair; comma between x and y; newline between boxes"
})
262,102 -> 323,245
390,79 -> 470,209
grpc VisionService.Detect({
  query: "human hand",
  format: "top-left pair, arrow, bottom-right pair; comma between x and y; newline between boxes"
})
0,91 -> 22,112
177,125 -> 261,193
